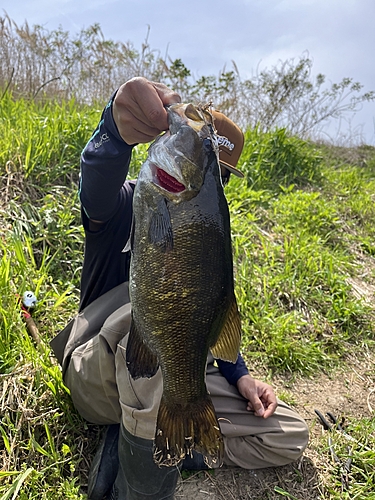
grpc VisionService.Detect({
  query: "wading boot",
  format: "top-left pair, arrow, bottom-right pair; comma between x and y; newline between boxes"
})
110,424 -> 179,499
87,424 -> 120,500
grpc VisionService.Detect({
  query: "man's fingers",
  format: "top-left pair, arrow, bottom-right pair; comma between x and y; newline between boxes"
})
249,394 -> 265,417
113,78 -> 181,144
120,112 -> 163,145
125,78 -> 180,126
127,78 -> 168,127
263,400 -> 278,419
151,81 -> 181,107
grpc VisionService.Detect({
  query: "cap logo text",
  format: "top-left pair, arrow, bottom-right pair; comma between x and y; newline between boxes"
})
214,134 -> 235,151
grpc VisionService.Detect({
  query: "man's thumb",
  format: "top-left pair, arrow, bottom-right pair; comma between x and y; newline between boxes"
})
252,396 -> 265,416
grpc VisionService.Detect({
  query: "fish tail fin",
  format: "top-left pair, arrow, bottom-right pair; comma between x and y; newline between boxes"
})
153,394 -> 223,467
126,319 -> 159,379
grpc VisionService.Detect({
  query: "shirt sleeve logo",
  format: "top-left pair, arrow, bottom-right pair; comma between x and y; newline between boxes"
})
93,132 -> 110,149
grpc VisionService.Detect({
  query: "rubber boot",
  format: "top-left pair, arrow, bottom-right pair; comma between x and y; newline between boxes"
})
111,424 -> 180,500
87,424 -> 120,500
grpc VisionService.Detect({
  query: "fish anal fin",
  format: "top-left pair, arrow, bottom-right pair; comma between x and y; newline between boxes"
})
126,320 -> 159,379
211,296 -> 242,363
153,394 -> 223,467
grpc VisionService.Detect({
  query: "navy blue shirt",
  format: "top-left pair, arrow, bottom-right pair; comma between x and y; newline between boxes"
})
79,96 -> 249,386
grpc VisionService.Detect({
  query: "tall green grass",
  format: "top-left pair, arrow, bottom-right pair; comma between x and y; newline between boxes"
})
227,129 -> 375,373
1,94 -> 374,498
241,127 -> 323,191
0,94 -> 98,499
0,91 -> 101,183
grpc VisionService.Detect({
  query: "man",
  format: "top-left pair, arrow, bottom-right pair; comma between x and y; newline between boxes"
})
51,77 -> 309,500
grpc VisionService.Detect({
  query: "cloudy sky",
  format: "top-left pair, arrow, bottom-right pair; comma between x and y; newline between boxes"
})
2,0 -> 375,143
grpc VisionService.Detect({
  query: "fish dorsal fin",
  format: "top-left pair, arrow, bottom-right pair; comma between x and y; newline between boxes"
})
210,296 -> 242,363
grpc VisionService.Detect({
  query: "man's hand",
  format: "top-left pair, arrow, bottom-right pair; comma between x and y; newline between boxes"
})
113,77 -> 181,145
236,375 -> 278,419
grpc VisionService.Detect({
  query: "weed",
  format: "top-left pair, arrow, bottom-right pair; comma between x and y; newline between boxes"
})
1,82 -> 375,498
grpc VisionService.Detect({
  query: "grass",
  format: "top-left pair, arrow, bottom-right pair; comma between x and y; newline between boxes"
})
227,133 -> 375,374
0,93 -> 375,499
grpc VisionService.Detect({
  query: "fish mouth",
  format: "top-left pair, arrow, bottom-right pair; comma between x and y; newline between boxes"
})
152,163 -> 186,193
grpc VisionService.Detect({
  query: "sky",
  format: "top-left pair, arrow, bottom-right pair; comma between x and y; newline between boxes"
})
2,0 -> 375,144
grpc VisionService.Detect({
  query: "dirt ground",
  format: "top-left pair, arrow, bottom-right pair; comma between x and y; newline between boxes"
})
174,350 -> 374,500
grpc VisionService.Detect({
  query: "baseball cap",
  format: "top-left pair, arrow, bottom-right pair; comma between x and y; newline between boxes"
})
212,110 -> 244,178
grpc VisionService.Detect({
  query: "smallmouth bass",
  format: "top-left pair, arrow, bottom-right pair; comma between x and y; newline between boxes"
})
126,103 -> 242,466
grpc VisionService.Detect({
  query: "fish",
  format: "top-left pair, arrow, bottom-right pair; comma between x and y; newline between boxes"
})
126,102 -> 242,467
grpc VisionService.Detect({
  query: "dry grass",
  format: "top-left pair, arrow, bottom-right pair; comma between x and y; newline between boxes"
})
1,13 -> 373,140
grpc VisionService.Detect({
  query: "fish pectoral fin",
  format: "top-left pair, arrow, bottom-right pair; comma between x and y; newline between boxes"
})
122,214 -> 135,253
210,296 -> 242,363
126,320 -> 159,379
148,198 -> 173,252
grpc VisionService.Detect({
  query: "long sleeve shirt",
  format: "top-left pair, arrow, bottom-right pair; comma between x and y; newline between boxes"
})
79,96 -> 249,386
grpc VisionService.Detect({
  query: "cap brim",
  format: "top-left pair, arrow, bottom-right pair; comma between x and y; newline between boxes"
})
219,160 -> 244,178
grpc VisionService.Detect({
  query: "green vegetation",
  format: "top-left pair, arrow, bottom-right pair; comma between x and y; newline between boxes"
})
1,14 -> 374,500
1,92 -> 374,500
227,129 -> 375,375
